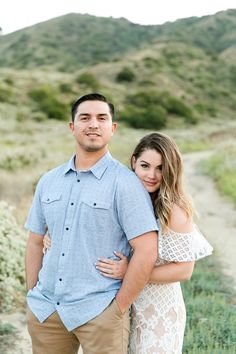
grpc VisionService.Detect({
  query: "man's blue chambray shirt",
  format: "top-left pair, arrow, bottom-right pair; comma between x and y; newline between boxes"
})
25,152 -> 158,331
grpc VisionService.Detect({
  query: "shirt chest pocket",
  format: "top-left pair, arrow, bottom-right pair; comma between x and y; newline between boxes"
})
81,199 -> 111,231
41,194 -> 62,222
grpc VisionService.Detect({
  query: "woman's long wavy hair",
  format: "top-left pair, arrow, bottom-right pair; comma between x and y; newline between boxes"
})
131,133 -> 194,232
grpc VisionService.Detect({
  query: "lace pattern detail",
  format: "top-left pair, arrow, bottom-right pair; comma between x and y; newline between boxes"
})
159,225 -> 213,262
129,283 -> 186,354
128,225 -> 213,353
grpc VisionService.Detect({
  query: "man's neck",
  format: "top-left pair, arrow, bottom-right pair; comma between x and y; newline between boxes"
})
75,148 -> 108,170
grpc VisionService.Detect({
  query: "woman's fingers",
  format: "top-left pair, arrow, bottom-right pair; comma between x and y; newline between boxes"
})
114,251 -> 127,260
96,264 -> 114,274
97,258 -> 115,265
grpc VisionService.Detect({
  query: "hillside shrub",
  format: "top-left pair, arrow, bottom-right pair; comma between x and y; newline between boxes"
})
143,57 -> 164,70
164,96 -> 197,123
119,104 -> 167,129
0,148 -> 45,171
76,72 -> 100,91
120,90 -> 196,128
0,85 -> 12,103
0,201 -> 26,312
116,67 -> 136,82
59,82 -> 73,93
4,77 -> 14,86
28,85 -> 68,120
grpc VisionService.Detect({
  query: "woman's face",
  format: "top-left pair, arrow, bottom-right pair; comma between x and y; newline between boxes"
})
132,149 -> 163,193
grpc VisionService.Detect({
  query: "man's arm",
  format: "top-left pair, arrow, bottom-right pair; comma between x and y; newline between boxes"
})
25,232 -> 44,290
115,231 -> 157,313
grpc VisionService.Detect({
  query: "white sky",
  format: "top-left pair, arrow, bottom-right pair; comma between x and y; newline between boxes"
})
1,0 -> 236,34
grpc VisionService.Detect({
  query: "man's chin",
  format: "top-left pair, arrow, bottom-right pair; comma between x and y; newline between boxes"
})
84,145 -> 106,152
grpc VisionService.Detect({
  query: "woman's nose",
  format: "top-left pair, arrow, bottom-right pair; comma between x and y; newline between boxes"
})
147,169 -> 156,179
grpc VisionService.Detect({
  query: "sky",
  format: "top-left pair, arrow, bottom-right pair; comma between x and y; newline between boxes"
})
1,0 -> 236,35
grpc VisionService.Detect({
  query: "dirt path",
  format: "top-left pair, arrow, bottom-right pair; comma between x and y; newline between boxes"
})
1,150 -> 235,353
184,151 -> 236,288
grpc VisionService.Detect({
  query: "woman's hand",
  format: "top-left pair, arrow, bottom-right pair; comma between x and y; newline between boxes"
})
95,252 -> 128,280
43,234 -> 51,255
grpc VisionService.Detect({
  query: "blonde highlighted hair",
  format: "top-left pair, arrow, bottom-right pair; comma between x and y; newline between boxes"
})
131,132 -> 194,232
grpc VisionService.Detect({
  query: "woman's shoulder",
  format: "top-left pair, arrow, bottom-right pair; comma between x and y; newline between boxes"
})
168,203 -> 193,234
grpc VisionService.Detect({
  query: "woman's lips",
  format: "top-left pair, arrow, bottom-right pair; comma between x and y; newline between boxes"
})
144,180 -> 157,186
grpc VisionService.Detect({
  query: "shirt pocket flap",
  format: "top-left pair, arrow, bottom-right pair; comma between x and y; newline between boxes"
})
42,194 -> 62,204
82,199 -> 110,209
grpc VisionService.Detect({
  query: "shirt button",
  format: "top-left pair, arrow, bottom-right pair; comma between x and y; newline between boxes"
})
70,202 -> 74,206
77,179 -> 80,182
62,253 -> 65,256
93,203 -> 96,206
59,278 -> 62,281
66,227 -> 69,231
57,302 -> 60,305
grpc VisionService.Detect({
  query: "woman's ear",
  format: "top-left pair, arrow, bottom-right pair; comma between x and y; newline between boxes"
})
131,156 -> 136,171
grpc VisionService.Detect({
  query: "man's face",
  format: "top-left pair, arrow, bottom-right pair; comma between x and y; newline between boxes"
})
70,100 -> 117,153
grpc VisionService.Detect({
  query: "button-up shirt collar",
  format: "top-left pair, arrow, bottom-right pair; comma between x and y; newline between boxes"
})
63,152 -> 111,179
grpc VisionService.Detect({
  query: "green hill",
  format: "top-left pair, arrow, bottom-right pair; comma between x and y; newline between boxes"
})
0,9 -> 235,130
0,9 -> 236,71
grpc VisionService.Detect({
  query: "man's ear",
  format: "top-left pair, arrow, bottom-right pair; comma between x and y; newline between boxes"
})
131,156 -> 136,171
111,122 -> 117,135
69,121 -> 74,133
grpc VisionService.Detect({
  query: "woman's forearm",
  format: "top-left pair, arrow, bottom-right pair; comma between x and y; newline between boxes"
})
149,261 -> 195,284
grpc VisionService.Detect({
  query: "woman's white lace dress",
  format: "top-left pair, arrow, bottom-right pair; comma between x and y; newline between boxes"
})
128,225 -> 213,354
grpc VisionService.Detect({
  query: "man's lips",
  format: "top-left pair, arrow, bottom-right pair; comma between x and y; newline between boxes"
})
86,133 -> 101,137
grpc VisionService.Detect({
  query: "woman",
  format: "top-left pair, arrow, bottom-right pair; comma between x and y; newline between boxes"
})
44,132 -> 213,353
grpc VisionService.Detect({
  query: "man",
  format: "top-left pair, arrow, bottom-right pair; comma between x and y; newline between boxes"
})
25,93 -> 158,354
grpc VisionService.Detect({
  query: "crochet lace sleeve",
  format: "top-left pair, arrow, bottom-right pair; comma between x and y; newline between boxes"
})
158,225 -> 213,262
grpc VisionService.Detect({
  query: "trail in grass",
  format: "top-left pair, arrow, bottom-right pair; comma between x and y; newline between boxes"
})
184,150 -> 236,289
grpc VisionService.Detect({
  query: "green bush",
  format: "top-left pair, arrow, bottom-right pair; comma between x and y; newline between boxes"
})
4,77 -> 14,86
0,202 -> 26,312
28,85 -> 68,120
0,85 -> 12,102
119,90 -> 196,128
76,72 -> 100,91
116,67 -> 136,82
165,96 -> 196,123
119,104 -> 167,129
0,322 -> 17,354
59,82 -> 73,93
0,147 -> 45,171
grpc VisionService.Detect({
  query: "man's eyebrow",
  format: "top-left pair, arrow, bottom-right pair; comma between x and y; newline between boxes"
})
78,112 -> 109,116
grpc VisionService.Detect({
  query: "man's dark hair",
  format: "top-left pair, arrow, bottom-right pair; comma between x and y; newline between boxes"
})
71,93 -> 115,122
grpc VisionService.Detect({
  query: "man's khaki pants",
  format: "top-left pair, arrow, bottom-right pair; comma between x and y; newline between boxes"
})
27,299 -> 130,354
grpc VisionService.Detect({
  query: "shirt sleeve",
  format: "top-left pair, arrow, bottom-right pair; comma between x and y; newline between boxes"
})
159,224 -> 213,262
24,177 -> 47,235
115,170 -> 158,240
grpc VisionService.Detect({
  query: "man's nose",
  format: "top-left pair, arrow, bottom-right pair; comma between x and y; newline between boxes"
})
89,117 -> 99,128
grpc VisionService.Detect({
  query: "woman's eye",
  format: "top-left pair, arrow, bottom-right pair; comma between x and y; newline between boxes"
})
140,164 -> 148,169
